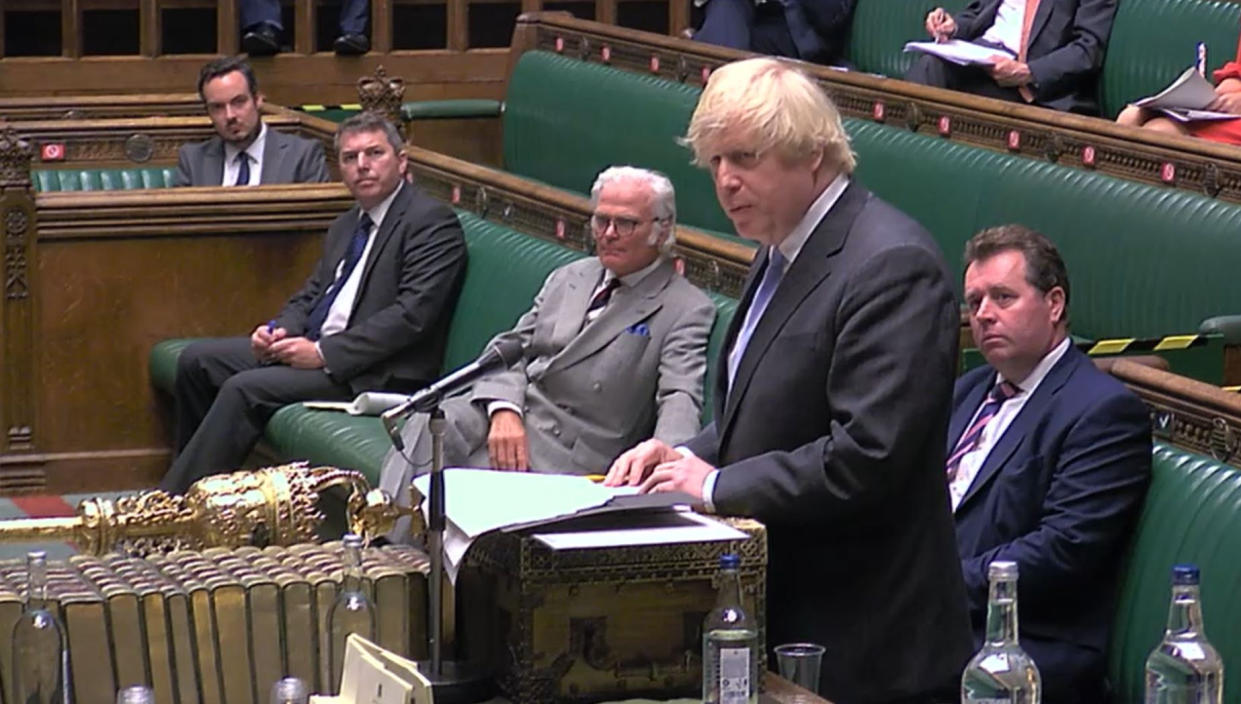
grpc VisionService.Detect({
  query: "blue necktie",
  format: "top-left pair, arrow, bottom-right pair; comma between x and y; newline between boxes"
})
234,152 -> 251,186
305,214 -> 373,341
728,248 -> 786,390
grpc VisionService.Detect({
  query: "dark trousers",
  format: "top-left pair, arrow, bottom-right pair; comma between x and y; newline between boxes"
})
903,53 -> 1025,104
695,0 -> 798,58
241,0 -> 368,35
160,337 -> 352,494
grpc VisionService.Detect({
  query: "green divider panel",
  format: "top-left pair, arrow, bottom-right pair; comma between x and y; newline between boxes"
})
1099,0 -> 1241,119
846,0 -> 971,77
503,51 -> 740,242
847,119 -> 1241,348
1109,443 -> 1241,704
33,167 -> 178,192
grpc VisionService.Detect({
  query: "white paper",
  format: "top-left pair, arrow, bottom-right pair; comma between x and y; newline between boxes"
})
336,633 -> 433,704
532,510 -> 747,550
1156,108 -> 1239,122
903,40 -> 1013,66
1134,66 -> 1218,111
303,391 -> 409,416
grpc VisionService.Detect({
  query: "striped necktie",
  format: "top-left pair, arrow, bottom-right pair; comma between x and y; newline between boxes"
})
585,277 -> 621,324
946,380 -> 1019,480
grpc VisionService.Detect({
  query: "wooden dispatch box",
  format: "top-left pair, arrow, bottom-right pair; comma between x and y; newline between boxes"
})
456,516 -> 767,703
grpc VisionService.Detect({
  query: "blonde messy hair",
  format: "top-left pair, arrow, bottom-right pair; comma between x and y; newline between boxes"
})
683,57 -> 856,174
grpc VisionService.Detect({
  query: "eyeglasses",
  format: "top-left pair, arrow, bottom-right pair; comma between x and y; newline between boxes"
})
590,214 -> 662,237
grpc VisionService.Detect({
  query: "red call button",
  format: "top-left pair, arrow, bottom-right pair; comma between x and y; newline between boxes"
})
41,143 -> 66,161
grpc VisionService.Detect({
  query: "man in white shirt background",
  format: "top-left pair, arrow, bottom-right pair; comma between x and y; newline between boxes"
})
950,224 -> 1150,702
904,0 -> 1118,114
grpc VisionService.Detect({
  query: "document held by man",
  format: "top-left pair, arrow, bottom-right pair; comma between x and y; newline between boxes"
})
903,39 -> 1014,66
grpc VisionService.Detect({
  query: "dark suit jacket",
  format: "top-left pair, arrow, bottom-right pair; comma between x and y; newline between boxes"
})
783,0 -> 855,65
951,345 -> 1150,702
273,182 -> 467,394
684,182 -> 973,704
953,0 -> 1117,113
173,125 -> 330,186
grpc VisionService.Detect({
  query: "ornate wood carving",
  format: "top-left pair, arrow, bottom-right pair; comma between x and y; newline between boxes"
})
356,66 -> 407,134
0,127 -> 37,457
1110,359 -> 1241,466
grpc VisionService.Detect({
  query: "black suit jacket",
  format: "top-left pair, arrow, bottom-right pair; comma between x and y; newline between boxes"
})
273,182 -> 467,394
783,0 -> 855,65
951,346 -> 1150,702
685,182 -> 973,703
954,0 -> 1117,113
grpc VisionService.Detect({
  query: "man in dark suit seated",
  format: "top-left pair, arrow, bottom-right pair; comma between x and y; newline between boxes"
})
174,57 -> 330,187
160,112 -> 467,493
904,0 -> 1118,114
606,57 -> 973,704
950,224 -> 1151,702
377,166 -> 715,536
240,0 -> 370,56
691,0 -> 855,66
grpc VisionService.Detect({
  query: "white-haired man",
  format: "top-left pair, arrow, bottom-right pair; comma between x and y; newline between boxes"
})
606,58 -> 972,703
378,166 -> 715,535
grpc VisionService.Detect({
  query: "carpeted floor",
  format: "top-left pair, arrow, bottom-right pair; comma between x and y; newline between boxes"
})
0,491 -> 139,559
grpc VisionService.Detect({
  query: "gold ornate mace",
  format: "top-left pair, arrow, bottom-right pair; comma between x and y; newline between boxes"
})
0,463 -> 414,555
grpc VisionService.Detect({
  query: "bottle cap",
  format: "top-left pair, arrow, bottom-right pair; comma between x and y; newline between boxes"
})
719,554 -> 740,570
26,550 -> 46,564
1172,563 -> 1200,585
270,677 -> 309,704
342,533 -> 364,549
987,560 -> 1018,580
116,685 -> 155,704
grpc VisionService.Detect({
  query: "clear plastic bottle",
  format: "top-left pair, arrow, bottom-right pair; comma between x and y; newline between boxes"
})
327,534 -> 376,694
1144,563 -> 1224,704
12,550 -> 67,704
961,560 -> 1041,704
702,553 -> 758,704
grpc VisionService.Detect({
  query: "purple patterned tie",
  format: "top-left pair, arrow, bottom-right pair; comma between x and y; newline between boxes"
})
946,380 -> 1019,480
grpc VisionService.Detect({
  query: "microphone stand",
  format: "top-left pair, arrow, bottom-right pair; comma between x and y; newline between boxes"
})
386,391 -> 492,703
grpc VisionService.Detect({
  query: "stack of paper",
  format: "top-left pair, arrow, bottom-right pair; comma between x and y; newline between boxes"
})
903,40 -> 1014,66
1133,66 -> 1239,122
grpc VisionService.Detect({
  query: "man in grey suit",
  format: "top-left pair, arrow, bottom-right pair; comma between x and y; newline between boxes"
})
161,113 -> 466,493
606,58 -> 972,703
378,166 -> 715,533
174,56 -> 330,187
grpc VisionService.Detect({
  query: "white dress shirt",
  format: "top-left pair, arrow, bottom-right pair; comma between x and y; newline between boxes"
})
699,174 -> 851,511
318,182 -> 403,339
948,335 -> 1071,511
221,122 -> 267,186
980,0 -> 1028,55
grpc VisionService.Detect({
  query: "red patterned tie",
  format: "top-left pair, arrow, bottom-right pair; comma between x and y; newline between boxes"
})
946,380 -> 1019,480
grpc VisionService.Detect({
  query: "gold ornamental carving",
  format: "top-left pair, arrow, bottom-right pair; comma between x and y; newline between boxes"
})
0,128 -> 34,188
0,464 -> 414,555
357,66 -> 407,131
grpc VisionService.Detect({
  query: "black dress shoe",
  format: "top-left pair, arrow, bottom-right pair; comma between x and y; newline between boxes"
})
241,24 -> 281,56
333,33 -> 370,55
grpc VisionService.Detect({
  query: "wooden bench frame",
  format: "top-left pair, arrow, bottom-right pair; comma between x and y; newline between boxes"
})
507,12 -> 1241,204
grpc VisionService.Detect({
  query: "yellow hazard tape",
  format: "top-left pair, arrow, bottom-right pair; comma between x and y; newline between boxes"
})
340,103 -> 363,111
1087,339 -> 1134,355
1224,386 -> 1240,393
1153,335 -> 1200,351
301,104 -> 326,111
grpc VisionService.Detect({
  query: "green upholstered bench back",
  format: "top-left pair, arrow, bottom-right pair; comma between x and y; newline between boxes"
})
845,0 -> 971,76
1099,0 -> 1241,119
34,167 -> 178,192
847,118 -> 1241,341
502,51 -> 740,243
1109,443 -> 1241,704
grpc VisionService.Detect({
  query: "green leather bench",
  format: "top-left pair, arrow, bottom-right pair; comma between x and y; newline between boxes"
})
844,0 -> 1241,119
33,167 -> 179,192
412,51 -> 1241,380
1109,442 -> 1241,704
150,210 -> 736,485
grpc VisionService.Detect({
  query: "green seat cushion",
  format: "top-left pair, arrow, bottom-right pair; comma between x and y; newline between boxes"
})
33,167 -> 178,192
1109,443 -> 1241,704
264,405 -> 391,484
503,51 -> 742,243
149,338 -> 203,394
1099,0 -> 1241,119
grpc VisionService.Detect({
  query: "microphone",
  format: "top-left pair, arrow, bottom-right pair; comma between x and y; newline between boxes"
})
381,339 -> 525,450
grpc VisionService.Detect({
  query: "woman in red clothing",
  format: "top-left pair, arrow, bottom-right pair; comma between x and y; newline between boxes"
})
1116,39 -> 1241,145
